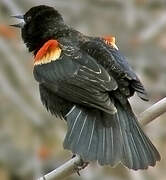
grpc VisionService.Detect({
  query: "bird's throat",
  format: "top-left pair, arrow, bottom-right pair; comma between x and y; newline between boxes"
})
34,39 -> 61,65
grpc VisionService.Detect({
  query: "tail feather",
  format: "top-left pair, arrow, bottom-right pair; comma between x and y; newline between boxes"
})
77,113 -> 97,161
64,105 -> 122,166
63,101 -> 160,170
85,116 -> 98,161
97,123 -> 105,164
134,119 -> 159,165
116,100 -> 161,170
64,106 -> 99,161
103,114 -> 123,165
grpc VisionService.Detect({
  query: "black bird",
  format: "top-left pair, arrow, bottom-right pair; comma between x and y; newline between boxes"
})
12,5 -> 160,170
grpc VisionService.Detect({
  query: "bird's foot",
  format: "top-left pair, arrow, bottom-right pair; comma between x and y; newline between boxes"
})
72,154 -> 89,176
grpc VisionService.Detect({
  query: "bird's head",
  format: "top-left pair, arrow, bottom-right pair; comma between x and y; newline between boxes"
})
11,5 -> 65,52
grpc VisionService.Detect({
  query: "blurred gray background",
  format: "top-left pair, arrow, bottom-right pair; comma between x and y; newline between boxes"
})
0,0 -> 166,179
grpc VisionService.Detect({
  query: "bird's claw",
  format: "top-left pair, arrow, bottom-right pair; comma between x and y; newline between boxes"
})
74,161 -> 89,176
72,154 -> 89,176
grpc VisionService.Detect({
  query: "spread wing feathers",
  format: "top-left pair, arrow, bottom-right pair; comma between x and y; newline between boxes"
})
34,52 -> 118,114
63,105 -> 123,166
115,100 -> 161,170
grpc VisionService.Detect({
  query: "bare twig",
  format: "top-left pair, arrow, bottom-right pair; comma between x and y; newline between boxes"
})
38,155 -> 82,180
37,98 -> 166,180
139,97 -> 166,126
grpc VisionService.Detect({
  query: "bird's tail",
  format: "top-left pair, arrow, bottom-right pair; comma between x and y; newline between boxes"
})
115,100 -> 160,169
63,101 -> 160,170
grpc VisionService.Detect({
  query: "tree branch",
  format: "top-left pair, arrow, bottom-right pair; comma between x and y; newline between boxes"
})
38,97 -> 166,180
139,97 -> 166,126
38,155 -> 83,180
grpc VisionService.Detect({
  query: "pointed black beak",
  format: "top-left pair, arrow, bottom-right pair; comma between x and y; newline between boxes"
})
11,15 -> 24,19
10,15 -> 25,28
10,22 -> 25,28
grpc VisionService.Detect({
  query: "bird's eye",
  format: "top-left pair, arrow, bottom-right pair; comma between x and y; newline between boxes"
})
25,15 -> 32,23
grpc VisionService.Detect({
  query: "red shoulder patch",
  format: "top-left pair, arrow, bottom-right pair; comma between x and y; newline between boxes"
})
103,35 -> 115,44
34,39 -> 61,65
35,40 -> 59,61
103,35 -> 118,50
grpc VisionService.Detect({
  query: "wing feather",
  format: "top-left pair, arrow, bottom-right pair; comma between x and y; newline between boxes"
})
82,39 -> 149,100
34,50 -> 117,114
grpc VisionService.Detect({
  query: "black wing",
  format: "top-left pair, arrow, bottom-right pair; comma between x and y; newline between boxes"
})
33,50 -> 117,114
82,39 -> 148,101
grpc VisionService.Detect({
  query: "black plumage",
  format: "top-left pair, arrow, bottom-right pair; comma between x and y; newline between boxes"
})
15,5 -> 160,170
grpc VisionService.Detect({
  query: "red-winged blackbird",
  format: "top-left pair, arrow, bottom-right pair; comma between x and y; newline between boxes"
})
12,5 -> 160,170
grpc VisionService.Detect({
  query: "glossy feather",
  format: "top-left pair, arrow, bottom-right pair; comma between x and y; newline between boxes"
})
18,5 -> 160,170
